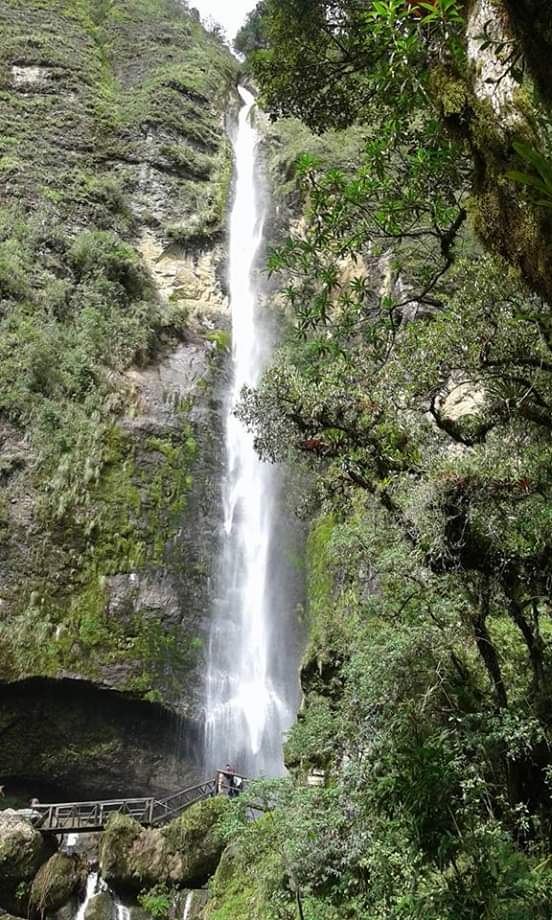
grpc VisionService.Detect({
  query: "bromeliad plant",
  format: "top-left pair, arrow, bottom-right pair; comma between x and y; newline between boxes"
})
508,140 -> 552,209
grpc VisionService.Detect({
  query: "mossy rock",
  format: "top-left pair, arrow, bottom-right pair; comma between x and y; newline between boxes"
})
0,811 -> 49,882
99,797 -> 230,893
205,843 -> 257,920
98,814 -> 142,888
99,812 -> 174,891
50,901 -> 79,920
116,826 -> 175,891
208,843 -> 240,890
162,796 -> 230,887
83,890 -> 114,920
0,810 -> 52,912
175,890 -> 209,919
30,853 -> 84,914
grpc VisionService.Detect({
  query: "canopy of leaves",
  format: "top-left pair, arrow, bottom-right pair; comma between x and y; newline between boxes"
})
214,2 -> 552,918
233,1 -> 268,55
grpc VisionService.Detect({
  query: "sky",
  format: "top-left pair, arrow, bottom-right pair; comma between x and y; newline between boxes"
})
191,0 -> 255,42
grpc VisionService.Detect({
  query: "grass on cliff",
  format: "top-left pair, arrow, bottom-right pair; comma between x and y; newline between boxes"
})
0,0 -> 238,695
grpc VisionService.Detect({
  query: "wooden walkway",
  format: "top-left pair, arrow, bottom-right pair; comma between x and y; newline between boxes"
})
33,773 -> 245,834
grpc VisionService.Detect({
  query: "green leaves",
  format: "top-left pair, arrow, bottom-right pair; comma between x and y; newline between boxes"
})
369,0 -> 406,23
228,1 -> 552,916
417,0 -> 463,26
507,141 -> 552,208
138,884 -> 171,919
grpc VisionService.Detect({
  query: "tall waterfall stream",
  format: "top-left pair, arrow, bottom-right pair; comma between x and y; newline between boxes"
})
204,88 -> 299,777
62,87 -> 300,920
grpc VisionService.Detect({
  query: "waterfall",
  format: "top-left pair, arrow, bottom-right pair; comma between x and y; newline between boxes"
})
204,87 -> 298,777
75,873 -> 106,920
64,832 -> 78,851
113,896 -> 131,920
182,891 -> 194,920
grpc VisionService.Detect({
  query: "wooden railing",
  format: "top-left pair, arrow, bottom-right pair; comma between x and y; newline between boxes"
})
150,778 -> 217,825
33,797 -> 157,833
32,771 -> 248,834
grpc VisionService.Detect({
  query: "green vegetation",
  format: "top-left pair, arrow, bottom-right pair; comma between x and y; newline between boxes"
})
210,2 -> 552,918
99,798 -> 230,892
234,2 -> 268,56
207,329 -> 232,352
0,0 -> 237,696
138,883 -> 172,919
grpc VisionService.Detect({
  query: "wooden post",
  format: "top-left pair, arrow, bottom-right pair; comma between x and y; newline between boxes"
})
145,798 -> 153,825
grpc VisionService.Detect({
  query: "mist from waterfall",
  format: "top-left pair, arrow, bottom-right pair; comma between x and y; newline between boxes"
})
204,87 -> 299,777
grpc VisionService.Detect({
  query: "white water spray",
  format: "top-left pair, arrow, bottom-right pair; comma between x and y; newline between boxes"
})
75,873 -> 106,920
113,897 -> 131,920
182,891 -> 194,920
64,832 -> 78,851
204,88 -> 297,777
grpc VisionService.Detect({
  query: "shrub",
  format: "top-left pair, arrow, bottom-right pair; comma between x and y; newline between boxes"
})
138,883 -> 171,919
69,230 -> 148,298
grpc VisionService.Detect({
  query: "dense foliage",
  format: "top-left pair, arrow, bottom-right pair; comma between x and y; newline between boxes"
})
209,2 -> 552,918
234,1 -> 268,55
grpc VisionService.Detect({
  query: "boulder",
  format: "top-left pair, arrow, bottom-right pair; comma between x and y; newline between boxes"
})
84,891 -> 114,920
0,810 -> 52,913
50,901 -> 79,920
98,815 -> 142,889
99,797 -> 230,893
30,853 -> 85,913
128,908 -> 150,920
162,797 -> 229,887
209,843 -> 240,890
204,842 -> 258,919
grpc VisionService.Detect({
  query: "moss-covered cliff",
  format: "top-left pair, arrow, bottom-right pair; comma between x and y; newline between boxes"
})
0,0 -> 239,795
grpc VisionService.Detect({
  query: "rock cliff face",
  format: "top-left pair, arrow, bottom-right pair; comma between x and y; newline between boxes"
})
0,0 -> 239,796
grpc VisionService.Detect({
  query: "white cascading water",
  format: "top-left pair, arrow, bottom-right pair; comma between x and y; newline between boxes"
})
113,897 -> 131,920
64,832 -> 78,851
75,873 -> 106,920
204,87 -> 296,777
74,871 -> 130,920
182,892 -> 194,920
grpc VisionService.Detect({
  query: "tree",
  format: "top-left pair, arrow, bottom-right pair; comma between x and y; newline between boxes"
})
249,0 -> 552,304
234,1 -> 268,56
222,3 -> 552,916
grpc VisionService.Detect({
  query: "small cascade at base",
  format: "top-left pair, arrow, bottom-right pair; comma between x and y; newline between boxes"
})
75,873 -> 106,920
113,895 -> 131,920
73,873 -> 133,920
182,891 -> 194,920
